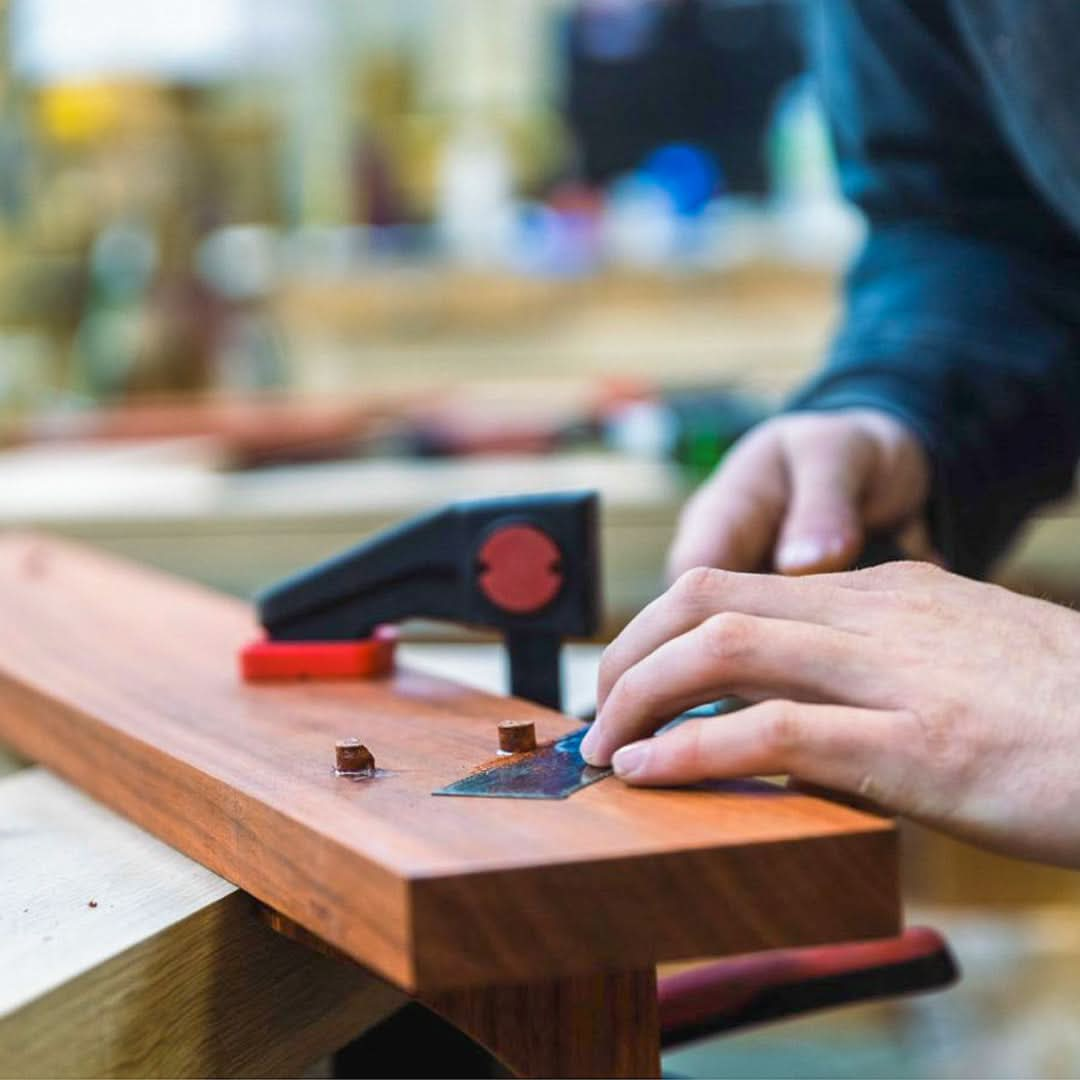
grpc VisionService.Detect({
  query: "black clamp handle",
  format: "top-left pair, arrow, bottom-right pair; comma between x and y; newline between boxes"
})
256,491 -> 601,710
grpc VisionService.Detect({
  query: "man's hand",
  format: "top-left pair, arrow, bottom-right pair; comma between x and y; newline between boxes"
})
667,409 -> 933,578
582,562 -> 1080,868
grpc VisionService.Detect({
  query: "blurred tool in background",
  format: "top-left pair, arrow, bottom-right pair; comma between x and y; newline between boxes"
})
3,374 -> 769,479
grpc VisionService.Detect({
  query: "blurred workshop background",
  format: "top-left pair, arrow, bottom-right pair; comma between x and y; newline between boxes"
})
2,1 -> 1080,1077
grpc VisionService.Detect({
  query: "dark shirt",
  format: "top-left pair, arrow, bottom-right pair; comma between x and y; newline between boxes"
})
789,0 -> 1080,577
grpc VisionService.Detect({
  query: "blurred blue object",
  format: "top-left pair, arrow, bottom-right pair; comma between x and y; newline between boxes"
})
642,142 -> 722,217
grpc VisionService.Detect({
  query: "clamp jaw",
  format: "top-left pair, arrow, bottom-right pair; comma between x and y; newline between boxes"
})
245,491 -> 601,710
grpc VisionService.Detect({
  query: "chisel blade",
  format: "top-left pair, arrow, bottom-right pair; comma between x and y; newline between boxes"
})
434,726 -> 611,799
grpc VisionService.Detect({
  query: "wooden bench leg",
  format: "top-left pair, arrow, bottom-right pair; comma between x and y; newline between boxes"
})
424,967 -> 661,1079
261,907 -> 659,1077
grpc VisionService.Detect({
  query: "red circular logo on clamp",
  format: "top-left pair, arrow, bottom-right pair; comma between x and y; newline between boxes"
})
477,525 -> 564,615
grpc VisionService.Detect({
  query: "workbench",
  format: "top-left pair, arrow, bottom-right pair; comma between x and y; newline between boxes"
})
0,535 -> 904,1079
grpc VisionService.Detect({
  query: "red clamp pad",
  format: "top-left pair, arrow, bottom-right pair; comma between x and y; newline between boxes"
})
240,626 -> 397,682
477,525 -> 564,615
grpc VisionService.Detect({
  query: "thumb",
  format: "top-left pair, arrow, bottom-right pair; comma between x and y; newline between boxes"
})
774,431 -> 874,574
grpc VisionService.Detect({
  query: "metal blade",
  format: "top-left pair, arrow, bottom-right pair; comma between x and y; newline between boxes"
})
434,726 -> 611,800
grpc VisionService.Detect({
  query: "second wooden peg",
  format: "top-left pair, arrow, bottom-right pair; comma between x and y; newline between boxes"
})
498,720 -> 537,755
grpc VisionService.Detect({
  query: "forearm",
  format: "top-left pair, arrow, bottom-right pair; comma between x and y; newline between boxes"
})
800,2 -> 1080,577
787,224 -> 1080,577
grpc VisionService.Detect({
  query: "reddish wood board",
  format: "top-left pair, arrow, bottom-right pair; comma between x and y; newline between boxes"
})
0,533 -> 899,993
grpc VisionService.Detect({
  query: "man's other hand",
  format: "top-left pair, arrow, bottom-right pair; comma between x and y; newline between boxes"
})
667,409 -> 933,578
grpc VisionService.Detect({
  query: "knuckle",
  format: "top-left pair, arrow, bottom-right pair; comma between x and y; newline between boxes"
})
712,421 -> 783,473
673,565 -> 725,607
894,705 -> 980,809
915,704 -> 977,777
786,410 -> 857,441
855,559 -> 942,589
668,719 -> 708,775
759,700 -> 805,754
848,561 -> 893,586
597,648 -> 621,694
701,611 -> 755,664
741,416 -> 785,448
905,559 -> 945,581
892,559 -> 945,581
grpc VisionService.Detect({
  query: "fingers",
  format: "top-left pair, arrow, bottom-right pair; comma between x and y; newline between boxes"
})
666,410 -> 931,580
608,700 -> 913,810
666,431 -> 788,580
782,410 -> 929,566
596,566 -> 868,711
583,612 -> 884,767
774,426 -> 871,574
857,411 -> 932,527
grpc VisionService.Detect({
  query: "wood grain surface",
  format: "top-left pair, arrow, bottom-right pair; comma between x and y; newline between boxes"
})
427,968 -> 660,1078
0,768 -> 405,1078
0,532 -> 900,992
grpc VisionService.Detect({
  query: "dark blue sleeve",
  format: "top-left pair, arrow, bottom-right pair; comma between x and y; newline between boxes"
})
788,0 -> 1080,577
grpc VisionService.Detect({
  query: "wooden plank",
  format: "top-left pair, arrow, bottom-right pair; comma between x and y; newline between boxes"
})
0,532 -> 900,993
0,768 -> 405,1078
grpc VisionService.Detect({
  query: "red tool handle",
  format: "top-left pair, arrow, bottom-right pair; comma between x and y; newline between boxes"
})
658,926 -> 958,1049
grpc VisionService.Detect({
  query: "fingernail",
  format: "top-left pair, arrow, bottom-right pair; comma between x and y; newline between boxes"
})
580,725 -> 601,763
776,536 -> 845,572
612,741 -> 650,778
